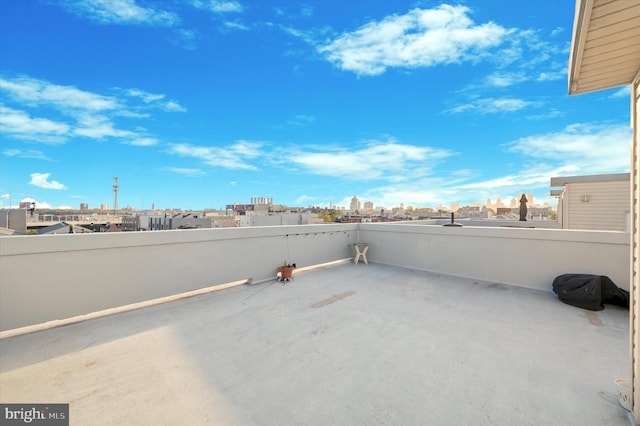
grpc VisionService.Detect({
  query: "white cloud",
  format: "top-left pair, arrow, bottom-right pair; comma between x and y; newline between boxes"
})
129,137 -> 159,146
357,123 -> 631,208
12,197 -> 57,210
414,123 -> 631,205
1,75 -> 186,116
289,139 -> 452,180
294,195 -> 316,205
450,37 -> 567,109
125,88 -> 186,111
0,76 -> 119,111
448,97 -> 537,114
367,187 -> 447,207
73,114 -> 136,139
166,167 -> 206,177
0,74 -> 184,145
550,27 -> 564,37
118,89 -> 187,112
168,141 -> 262,170
347,172 -> 487,208
126,89 -> 166,103
0,105 -> 70,143
301,6 -> 314,17
535,67 -> 566,82
317,5 -> 511,76
459,172 -> 552,191
223,21 -> 250,31
610,86 -> 631,99
163,100 -> 187,112
193,0 -> 244,14
61,0 -> 179,27
506,122 -> 631,173
484,72 -> 527,88
230,140 -> 262,157
277,114 -> 316,128
29,173 -> 67,190
358,171 -> 554,209
2,148 -> 50,160
526,109 -> 564,121
172,28 -> 201,50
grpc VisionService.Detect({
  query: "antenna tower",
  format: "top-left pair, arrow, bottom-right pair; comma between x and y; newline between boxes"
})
113,176 -> 119,214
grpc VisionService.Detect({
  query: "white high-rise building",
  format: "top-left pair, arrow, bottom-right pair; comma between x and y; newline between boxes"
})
350,196 -> 361,212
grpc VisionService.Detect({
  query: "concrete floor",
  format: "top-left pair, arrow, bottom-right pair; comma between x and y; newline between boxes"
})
0,263 -> 631,425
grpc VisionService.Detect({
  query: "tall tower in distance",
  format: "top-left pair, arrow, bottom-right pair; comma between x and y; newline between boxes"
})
350,195 -> 361,213
113,176 -> 119,214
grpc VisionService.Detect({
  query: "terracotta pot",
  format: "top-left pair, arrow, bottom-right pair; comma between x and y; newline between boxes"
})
279,266 -> 294,281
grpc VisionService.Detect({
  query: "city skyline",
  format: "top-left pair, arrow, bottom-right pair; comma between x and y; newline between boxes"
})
15,191 -> 547,214
0,0 -> 632,211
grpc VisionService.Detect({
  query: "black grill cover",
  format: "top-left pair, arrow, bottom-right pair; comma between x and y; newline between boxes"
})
552,274 -> 629,311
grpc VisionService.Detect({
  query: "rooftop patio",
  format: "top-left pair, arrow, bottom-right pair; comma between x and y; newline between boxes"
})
0,261 -> 630,425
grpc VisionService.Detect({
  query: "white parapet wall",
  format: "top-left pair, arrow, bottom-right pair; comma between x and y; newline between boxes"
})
359,222 -> 630,292
0,224 -> 357,331
0,222 -> 630,332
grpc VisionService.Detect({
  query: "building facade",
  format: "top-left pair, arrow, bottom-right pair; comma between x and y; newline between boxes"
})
551,173 -> 630,231
569,0 -> 640,421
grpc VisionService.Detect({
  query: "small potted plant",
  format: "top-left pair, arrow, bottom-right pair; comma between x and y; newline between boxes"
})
278,261 -> 296,282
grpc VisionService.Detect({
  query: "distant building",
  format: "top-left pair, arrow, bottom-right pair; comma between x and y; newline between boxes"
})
250,197 -> 273,205
122,212 -> 215,231
80,203 -> 89,211
550,173 -> 630,231
350,196 -> 361,212
457,205 -> 480,214
0,209 -> 27,235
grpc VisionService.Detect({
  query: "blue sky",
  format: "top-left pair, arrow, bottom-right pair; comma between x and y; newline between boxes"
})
0,0 -> 632,211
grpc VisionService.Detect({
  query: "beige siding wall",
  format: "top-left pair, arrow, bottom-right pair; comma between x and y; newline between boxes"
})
631,70 -> 640,424
565,180 -> 630,231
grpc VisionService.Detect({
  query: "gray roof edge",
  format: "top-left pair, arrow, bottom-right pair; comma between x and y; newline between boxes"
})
568,0 -> 590,95
550,172 -> 630,187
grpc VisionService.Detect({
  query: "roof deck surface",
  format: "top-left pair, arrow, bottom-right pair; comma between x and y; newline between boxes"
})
0,263 -> 630,425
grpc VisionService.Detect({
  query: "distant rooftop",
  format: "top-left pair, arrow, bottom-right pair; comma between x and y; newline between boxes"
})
0,263 -> 630,425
